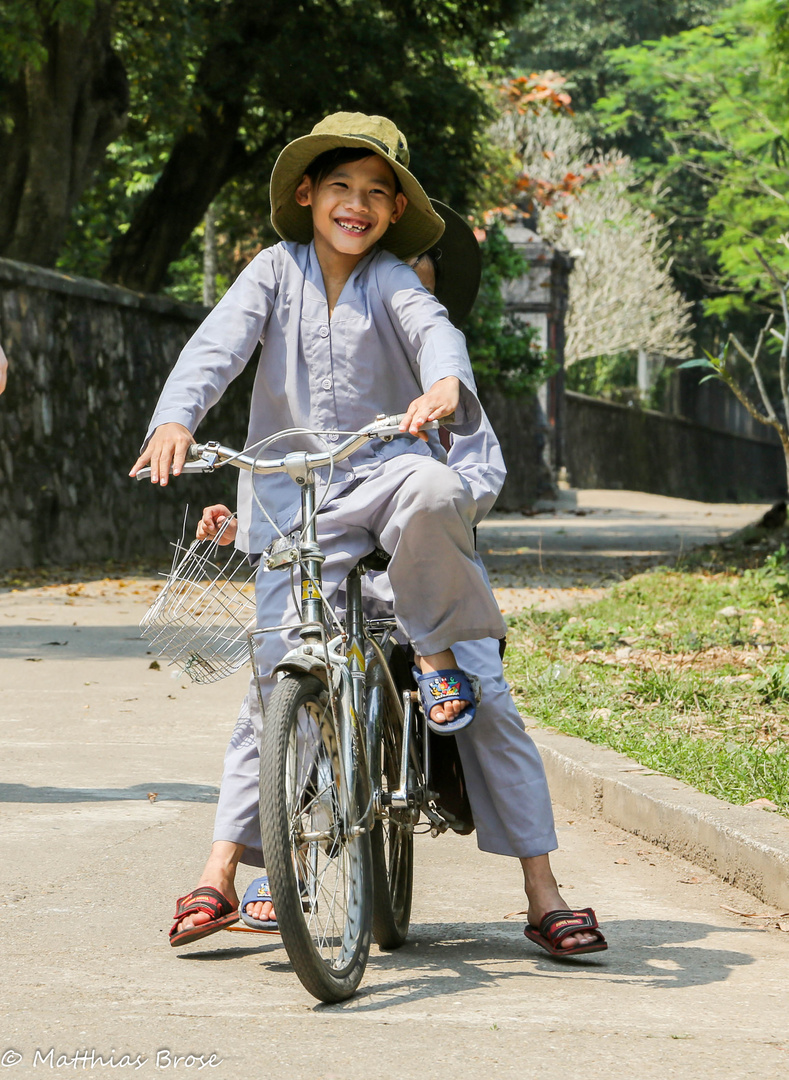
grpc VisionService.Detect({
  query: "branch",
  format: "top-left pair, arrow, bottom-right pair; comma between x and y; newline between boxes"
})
778,281 -> 789,426
728,325 -> 780,424
717,356 -> 788,448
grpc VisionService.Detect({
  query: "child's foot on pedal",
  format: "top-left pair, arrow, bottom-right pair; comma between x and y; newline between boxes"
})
417,649 -> 478,733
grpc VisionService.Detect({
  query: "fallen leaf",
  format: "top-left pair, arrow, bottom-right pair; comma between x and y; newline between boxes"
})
614,858 -> 629,865
147,792 -> 158,803
24,657 -> 42,663
744,798 -> 779,811
777,919 -> 789,933
680,877 -> 702,884
606,841 -> 626,846
43,640 -> 68,646
149,660 -> 161,670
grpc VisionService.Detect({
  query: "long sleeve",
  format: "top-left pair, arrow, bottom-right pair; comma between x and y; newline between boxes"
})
142,247 -> 281,448
378,259 -> 481,435
446,410 -> 507,527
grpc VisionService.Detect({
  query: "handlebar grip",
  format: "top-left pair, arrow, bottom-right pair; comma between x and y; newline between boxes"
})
379,411 -> 455,429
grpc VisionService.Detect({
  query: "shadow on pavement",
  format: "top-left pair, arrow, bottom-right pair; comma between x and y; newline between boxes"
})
0,625 -> 149,660
327,918 -> 755,1009
170,918 -> 758,1008
0,782 -> 219,803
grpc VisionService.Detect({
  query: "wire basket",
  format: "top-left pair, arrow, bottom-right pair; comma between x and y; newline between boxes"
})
141,519 -> 258,684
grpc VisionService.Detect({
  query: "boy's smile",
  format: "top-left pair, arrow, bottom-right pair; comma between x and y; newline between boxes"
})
295,155 -> 407,266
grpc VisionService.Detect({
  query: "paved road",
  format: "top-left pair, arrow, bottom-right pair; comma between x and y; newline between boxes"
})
479,488 -> 770,613
2,494 -> 788,1079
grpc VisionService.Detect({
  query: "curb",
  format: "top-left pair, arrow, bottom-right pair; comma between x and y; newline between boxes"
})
528,725 -> 789,910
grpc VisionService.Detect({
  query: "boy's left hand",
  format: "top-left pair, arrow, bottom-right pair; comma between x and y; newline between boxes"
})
400,376 -> 460,441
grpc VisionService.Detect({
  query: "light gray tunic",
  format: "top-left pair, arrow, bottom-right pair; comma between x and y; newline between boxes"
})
145,240 -> 481,553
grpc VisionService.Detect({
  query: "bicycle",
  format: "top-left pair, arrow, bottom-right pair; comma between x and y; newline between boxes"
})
138,414 -> 472,1003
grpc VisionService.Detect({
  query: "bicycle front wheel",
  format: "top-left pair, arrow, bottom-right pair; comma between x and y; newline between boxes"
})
259,673 -> 372,1003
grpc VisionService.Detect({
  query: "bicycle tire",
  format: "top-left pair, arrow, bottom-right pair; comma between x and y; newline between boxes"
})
368,644 -> 414,950
259,673 -> 372,1003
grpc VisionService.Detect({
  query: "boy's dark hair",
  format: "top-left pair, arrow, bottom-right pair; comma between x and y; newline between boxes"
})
304,146 -> 403,194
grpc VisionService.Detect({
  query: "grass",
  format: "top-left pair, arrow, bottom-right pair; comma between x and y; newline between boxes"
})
504,542 -> 789,815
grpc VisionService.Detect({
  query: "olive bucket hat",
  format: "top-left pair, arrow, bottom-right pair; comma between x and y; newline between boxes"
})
269,112 -> 445,260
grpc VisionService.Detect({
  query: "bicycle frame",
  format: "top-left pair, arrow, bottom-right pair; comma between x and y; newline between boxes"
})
136,414 -> 455,835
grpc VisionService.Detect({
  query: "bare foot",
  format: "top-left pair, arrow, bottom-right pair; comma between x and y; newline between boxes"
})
244,898 -> 276,924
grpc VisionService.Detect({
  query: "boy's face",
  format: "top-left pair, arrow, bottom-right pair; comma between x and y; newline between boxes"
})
295,155 -> 407,259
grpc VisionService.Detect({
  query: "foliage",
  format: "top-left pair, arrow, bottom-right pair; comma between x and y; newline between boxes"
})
678,245 -> 789,495
564,351 -> 640,402
594,0 -> 789,328
2,0 -> 534,292
464,223 -> 555,395
505,563 -> 789,813
745,543 -> 789,599
0,0 -> 96,80
505,0 -> 728,111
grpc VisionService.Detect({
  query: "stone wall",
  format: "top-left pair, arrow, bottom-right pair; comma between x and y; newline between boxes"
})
564,390 -> 786,503
0,258 -> 253,570
479,389 -> 555,510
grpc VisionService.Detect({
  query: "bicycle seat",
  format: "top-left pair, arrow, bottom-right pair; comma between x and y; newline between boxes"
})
356,548 -> 391,573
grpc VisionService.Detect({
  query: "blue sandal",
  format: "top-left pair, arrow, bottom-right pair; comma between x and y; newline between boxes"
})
415,668 -> 480,735
239,876 -> 280,933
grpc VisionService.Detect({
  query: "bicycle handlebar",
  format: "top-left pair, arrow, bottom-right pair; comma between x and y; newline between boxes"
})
134,412 -> 452,482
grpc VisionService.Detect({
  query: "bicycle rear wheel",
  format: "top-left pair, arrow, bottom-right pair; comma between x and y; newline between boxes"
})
259,673 -> 372,1002
368,644 -> 414,950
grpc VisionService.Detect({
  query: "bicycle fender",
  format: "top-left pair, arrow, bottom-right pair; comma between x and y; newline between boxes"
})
273,656 -> 329,684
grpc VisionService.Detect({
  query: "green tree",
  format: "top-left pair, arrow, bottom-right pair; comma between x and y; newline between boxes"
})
0,1 -> 128,267
0,0 -> 533,293
594,0 -> 789,329
506,0 -> 727,111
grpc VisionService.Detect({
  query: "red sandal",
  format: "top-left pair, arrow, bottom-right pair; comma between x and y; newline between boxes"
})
523,908 -> 608,957
169,886 -> 239,947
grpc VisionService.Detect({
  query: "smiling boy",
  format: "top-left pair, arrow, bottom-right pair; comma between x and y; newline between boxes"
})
132,113 -> 606,959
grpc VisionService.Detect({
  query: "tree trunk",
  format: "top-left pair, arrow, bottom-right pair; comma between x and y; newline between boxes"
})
203,204 -> 218,308
103,0 -> 282,294
0,3 -> 128,267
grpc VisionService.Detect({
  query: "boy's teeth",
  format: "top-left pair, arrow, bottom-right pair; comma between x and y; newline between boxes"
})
338,220 -> 368,232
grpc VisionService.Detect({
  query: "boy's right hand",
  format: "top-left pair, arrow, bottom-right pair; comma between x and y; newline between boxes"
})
197,505 -> 237,545
129,423 -> 194,486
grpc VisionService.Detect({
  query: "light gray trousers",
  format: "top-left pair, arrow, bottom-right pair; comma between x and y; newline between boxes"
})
212,453 -> 557,863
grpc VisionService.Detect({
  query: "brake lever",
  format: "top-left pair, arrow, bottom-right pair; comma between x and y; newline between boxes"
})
134,460 -> 215,482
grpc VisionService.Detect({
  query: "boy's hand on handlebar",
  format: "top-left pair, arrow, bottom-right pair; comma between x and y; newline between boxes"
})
197,505 -> 237,545
129,423 -> 194,485
399,377 -> 460,441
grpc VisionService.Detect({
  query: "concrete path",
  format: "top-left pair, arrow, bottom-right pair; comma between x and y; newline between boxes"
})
479,489 -> 769,613
2,493 -> 788,1078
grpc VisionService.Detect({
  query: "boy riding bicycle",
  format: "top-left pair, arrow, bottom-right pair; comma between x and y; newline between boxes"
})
131,112 -> 606,958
